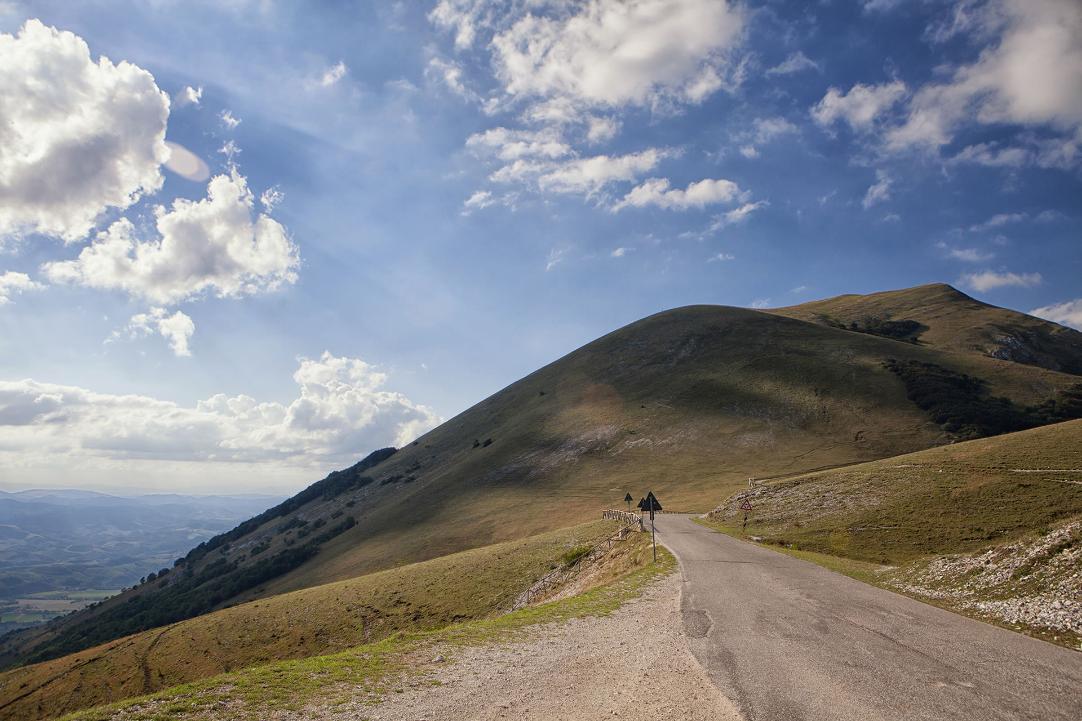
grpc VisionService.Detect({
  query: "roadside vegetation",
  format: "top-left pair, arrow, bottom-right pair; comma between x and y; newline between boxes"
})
58,535 -> 672,721
0,520 -> 629,721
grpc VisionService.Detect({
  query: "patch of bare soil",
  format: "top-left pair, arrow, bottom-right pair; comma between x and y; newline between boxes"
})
305,573 -> 742,720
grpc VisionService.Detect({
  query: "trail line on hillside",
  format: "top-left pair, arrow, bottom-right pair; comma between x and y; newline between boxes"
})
655,514 -> 1082,721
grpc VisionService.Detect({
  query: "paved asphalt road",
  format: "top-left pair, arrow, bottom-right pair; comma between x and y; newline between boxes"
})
653,514 -> 1082,721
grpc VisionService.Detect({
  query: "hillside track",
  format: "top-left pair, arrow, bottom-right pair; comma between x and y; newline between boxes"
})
655,514 -> 1082,721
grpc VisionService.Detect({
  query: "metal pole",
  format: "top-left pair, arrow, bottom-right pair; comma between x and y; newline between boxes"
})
651,511 -> 657,563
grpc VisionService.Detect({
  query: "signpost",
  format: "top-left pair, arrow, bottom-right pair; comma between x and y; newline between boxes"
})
624,492 -> 633,513
643,491 -> 663,563
740,498 -> 752,530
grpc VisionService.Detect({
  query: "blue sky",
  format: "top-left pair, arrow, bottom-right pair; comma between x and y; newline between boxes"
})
0,0 -> 1079,493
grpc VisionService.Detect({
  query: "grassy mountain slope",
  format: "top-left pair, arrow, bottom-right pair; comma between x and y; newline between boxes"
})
0,520 -> 623,721
771,283 -> 1082,375
707,419 -> 1082,646
5,288 -> 1082,670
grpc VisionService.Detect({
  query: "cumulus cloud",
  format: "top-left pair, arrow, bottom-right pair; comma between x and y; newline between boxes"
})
1030,299 -> 1082,330
862,170 -> 892,209
43,170 -> 299,305
887,0 -> 1082,156
120,307 -> 195,357
812,81 -> 907,132
715,200 -> 768,227
941,245 -> 996,262
614,177 -> 747,211
734,117 -> 798,157
174,85 -> 203,107
0,19 -> 169,242
479,0 -> 746,110
432,1 -> 752,205
0,352 -> 441,478
611,246 -> 630,257
533,148 -> 669,196
425,57 -> 475,99
0,271 -> 44,305
958,269 -> 1042,291
466,127 -> 571,161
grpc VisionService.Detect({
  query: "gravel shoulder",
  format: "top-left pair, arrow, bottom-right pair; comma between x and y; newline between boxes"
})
312,572 -> 743,721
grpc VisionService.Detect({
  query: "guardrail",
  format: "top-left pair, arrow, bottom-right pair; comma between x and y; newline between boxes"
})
512,510 -> 644,610
602,509 -> 644,529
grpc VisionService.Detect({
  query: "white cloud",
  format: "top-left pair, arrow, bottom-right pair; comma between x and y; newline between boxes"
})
320,61 -> 347,87
174,85 -> 203,107
611,246 -> 630,257
707,252 -> 735,262
545,246 -> 567,271
0,20 -> 169,242
486,0 -> 746,109
811,81 -> 907,132
586,116 -> 620,144
949,142 -> 1029,167
535,148 -> 669,196
766,51 -> 818,76
969,212 -> 1025,232
945,246 -> 996,262
219,109 -> 242,129
749,298 -> 771,309
887,0 -> 1082,155
614,177 -> 747,211
0,271 -> 44,305
461,190 -> 497,215
43,170 -> 298,305
425,57 -> 475,99
714,200 -> 768,228
122,307 -> 195,357
466,127 -> 571,161
1030,299 -> 1082,330
958,269 -> 1042,291
735,117 -> 798,157
0,352 -> 441,489
862,170 -> 892,209
862,0 -> 902,12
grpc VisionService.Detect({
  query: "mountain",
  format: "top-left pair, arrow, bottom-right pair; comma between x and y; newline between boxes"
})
3,284 -> 1081,671
771,283 -> 1082,375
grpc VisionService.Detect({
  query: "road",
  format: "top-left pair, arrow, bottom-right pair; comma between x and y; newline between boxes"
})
653,514 -> 1082,721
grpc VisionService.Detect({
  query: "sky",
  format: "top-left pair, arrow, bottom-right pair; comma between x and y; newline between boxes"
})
0,0 -> 1079,495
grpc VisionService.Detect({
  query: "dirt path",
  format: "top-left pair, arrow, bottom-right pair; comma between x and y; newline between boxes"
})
307,573 -> 742,720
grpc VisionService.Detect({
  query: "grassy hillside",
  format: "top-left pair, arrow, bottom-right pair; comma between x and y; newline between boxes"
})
0,520 -> 624,721
772,283 -> 1082,375
706,420 -> 1082,647
710,419 -> 1082,563
5,286 -> 1081,669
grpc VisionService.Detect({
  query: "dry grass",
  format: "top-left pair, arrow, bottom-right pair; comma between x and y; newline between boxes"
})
0,521 -> 624,721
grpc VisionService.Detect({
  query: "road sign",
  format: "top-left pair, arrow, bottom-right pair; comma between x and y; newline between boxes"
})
624,492 -> 633,512
644,491 -> 663,562
637,497 -> 647,511
740,499 -> 753,511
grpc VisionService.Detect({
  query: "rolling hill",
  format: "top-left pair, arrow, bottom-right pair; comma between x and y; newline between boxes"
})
707,419 -> 1082,646
2,283 -> 1081,675
772,283 -> 1082,375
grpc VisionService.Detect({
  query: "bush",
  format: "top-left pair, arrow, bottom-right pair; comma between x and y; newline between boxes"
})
561,545 -> 592,567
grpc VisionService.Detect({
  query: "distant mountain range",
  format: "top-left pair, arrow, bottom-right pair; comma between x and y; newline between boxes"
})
0,489 -> 282,631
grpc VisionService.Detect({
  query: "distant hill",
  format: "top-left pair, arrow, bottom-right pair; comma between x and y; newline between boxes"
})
772,283 -> 1082,375
3,284 -> 1081,670
0,490 -> 281,632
